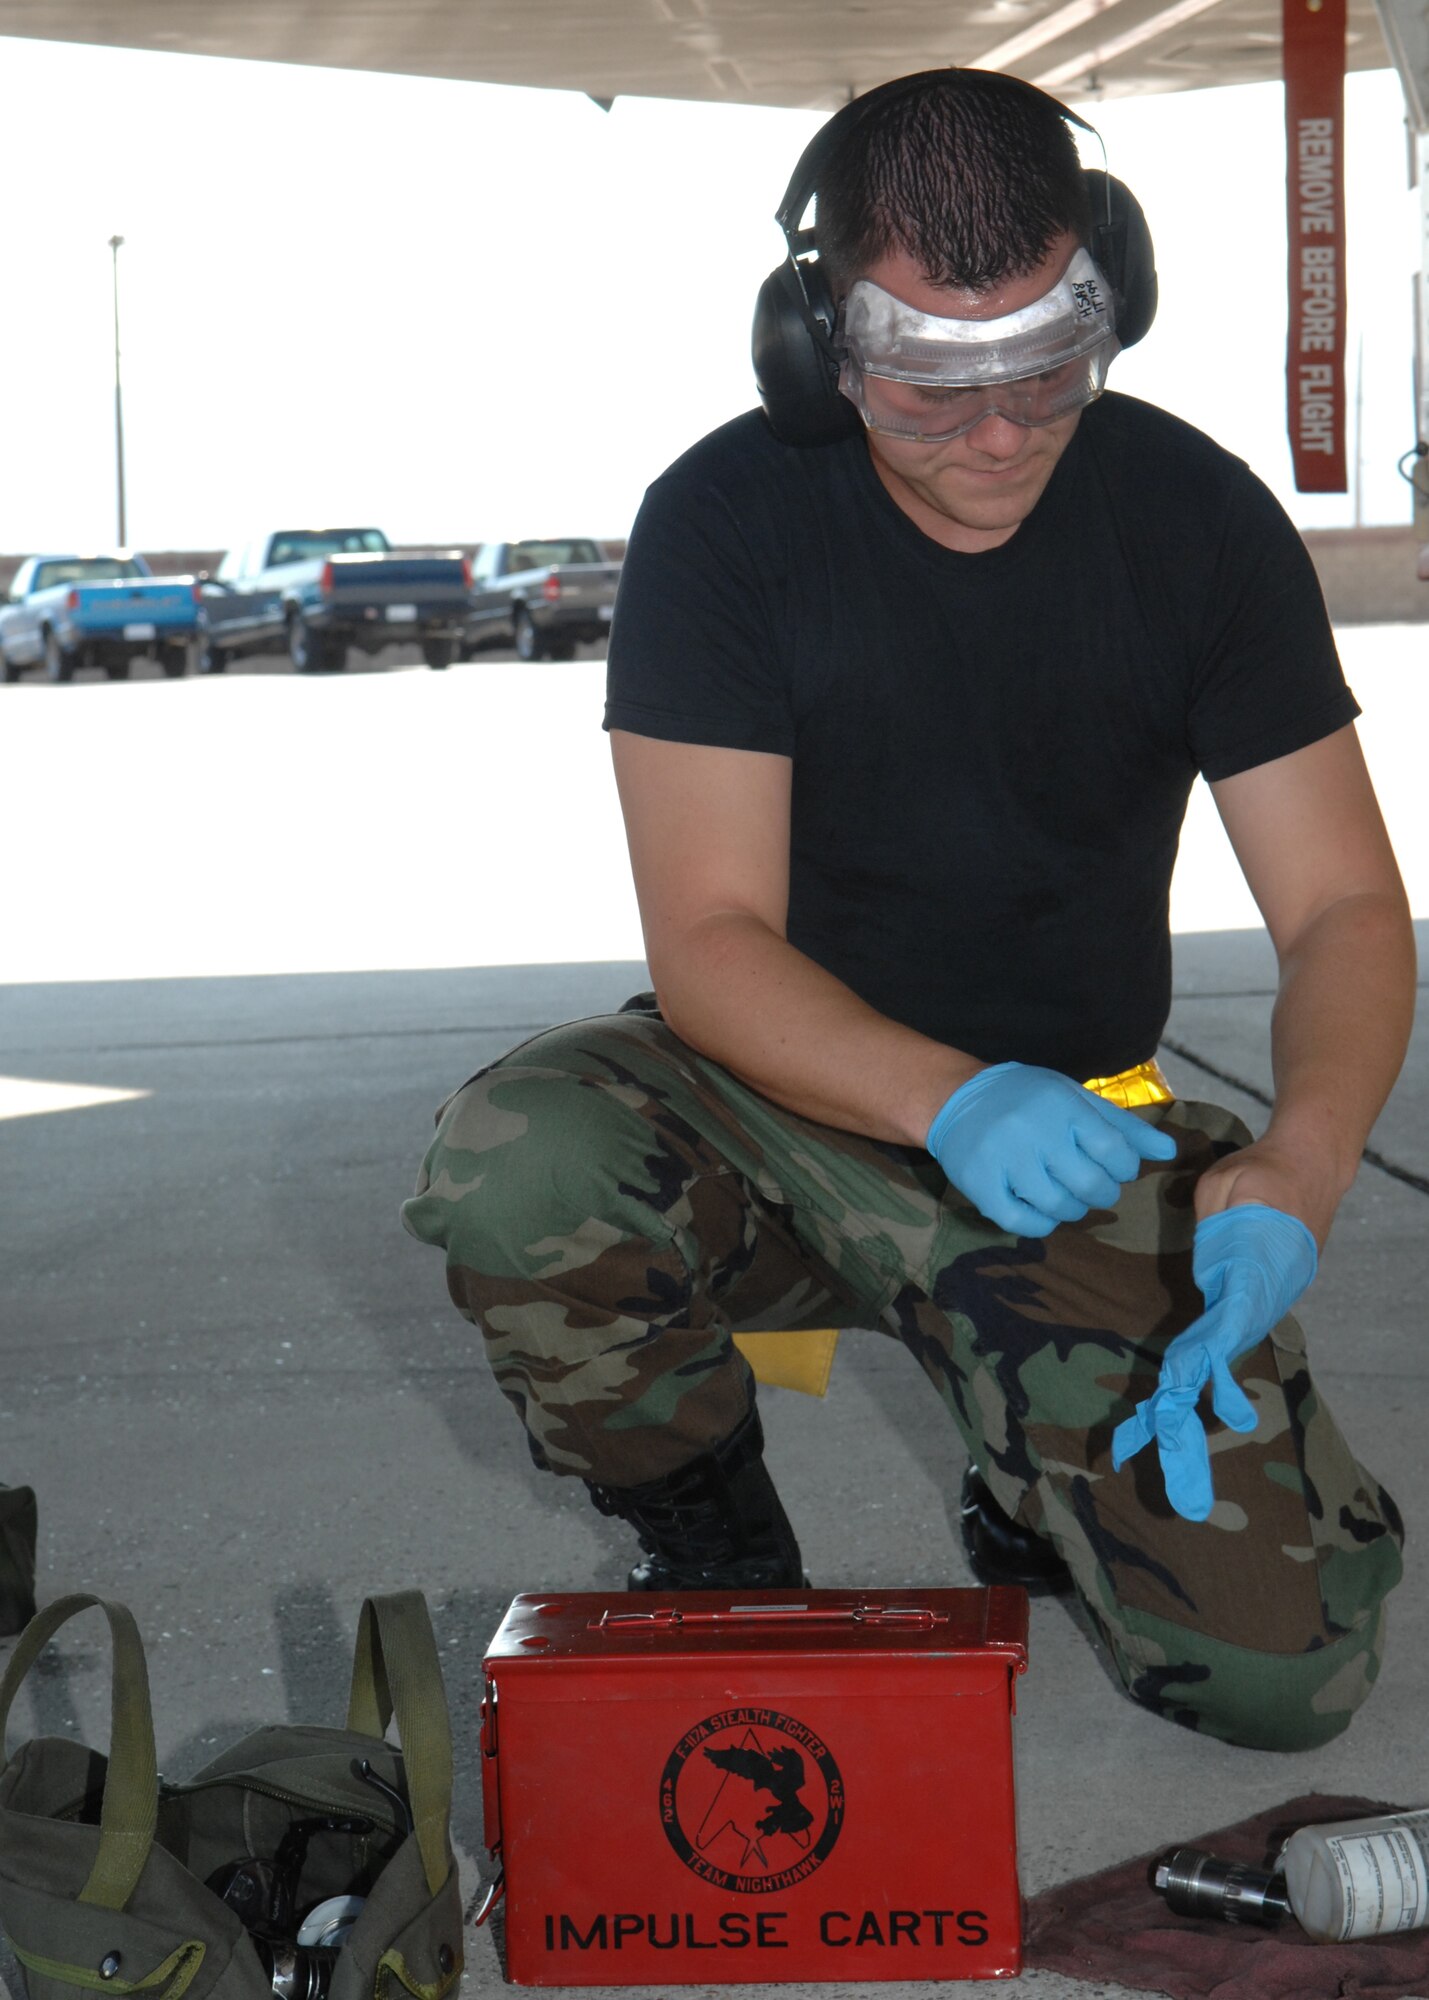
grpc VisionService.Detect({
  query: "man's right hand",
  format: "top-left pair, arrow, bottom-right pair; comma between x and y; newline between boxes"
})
926,1062 -> 1179,1236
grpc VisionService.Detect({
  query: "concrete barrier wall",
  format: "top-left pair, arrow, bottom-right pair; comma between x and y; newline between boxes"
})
1301,526 -> 1428,624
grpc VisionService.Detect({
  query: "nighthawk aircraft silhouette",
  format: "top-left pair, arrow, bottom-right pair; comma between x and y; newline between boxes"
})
700,1735 -> 817,1857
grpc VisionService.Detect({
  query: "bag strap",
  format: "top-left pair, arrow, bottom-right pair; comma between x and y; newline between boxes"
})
346,1592 -> 453,1899
0,1595 -> 157,1912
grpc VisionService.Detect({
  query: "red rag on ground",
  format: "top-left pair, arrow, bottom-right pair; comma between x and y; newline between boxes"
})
1024,1793 -> 1429,1999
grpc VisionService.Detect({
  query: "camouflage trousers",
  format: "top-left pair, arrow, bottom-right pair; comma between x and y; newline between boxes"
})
402,1006 -> 1404,1751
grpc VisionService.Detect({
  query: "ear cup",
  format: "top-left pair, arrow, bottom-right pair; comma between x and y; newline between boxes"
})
1085,169 -> 1157,350
752,257 -> 861,447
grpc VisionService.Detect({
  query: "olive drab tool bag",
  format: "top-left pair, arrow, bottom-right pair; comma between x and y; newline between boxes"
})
0,1592 -> 463,1998
479,1586 -> 1030,1985
0,1487 -> 37,1639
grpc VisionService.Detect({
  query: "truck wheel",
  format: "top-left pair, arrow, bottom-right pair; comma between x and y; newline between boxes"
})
158,643 -> 188,680
1,648 -> 22,684
196,636 -> 227,675
422,638 -> 456,671
288,615 -> 340,673
104,660 -> 132,681
43,630 -> 75,684
514,609 -> 545,663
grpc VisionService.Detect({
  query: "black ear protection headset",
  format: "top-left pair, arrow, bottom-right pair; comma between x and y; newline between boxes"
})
751,68 -> 1158,447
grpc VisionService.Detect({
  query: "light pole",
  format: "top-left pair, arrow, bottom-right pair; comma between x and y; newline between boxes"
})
108,234 -> 127,547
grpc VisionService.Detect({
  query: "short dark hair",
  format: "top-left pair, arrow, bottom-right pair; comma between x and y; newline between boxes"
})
814,70 -> 1092,299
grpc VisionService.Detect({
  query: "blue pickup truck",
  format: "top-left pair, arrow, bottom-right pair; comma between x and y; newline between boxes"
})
0,553 -> 199,683
196,527 -> 472,673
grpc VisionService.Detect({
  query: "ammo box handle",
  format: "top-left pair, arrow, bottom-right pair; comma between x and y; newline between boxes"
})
592,1602 -> 949,1631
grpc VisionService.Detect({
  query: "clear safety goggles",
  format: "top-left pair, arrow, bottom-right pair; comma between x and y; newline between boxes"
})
836,246 -> 1119,442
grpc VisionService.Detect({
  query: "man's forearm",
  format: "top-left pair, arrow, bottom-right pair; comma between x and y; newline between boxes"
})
652,910 -> 979,1146
1205,890 -> 1417,1244
1266,890 -> 1416,1177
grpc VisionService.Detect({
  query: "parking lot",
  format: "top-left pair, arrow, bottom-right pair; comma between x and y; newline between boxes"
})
0,636 -> 607,682
2,625 -> 1427,1997
0,642 -> 640,988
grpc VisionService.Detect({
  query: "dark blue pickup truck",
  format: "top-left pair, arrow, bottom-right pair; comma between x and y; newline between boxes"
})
196,527 -> 472,673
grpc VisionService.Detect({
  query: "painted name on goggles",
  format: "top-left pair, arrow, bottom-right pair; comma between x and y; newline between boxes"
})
836,247 -> 1119,442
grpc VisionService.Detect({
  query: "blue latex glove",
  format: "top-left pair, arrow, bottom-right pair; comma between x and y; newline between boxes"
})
926,1061 -> 1178,1238
1111,1204 -> 1318,1521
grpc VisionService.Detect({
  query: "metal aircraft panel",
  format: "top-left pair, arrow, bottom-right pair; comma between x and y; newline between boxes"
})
0,0 -> 1392,105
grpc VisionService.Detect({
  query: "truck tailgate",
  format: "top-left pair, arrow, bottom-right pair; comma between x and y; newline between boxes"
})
70,581 -> 198,635
544,563 -> 622,606
324,555 -> 469,614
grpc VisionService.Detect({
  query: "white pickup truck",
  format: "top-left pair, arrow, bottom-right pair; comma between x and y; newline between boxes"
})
197,527 -> 472,673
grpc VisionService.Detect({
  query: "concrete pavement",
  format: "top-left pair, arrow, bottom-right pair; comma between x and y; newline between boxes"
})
1,638 -> 1426,1997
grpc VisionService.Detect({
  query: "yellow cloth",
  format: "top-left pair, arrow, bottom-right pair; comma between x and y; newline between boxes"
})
732,1327 -> 842,1398
732,1058 -> 1175,1398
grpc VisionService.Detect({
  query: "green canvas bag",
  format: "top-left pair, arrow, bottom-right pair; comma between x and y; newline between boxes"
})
0,1592 -> 463,1998
0,1487 -> 37,1638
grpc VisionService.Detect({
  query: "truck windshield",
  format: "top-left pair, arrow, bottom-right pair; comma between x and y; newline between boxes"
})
32,558 -> 146,590
267,530 -> 391,566
509,540 -> 602,570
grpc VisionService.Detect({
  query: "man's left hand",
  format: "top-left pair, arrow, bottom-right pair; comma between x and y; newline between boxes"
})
1110,1204 -> 1318,1521
1192,1133 -> 1338,1250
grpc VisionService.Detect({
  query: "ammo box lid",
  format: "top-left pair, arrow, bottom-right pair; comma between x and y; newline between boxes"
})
484,1588 -> 1028,1672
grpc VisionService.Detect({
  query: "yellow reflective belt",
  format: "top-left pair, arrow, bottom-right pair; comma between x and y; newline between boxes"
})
1081,1057 -> 1175,1108
734,1057 -> 1175,1397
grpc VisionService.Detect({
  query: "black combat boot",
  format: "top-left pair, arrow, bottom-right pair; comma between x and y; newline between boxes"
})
585,1406 -> 806,1591
959,1464 -> 1072,1597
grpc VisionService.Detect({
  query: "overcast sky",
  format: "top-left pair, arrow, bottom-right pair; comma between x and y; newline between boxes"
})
0,39 -> 1416,553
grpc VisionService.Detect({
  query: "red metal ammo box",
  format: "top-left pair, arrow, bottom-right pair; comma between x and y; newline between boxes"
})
479,1586 -> 1029,1985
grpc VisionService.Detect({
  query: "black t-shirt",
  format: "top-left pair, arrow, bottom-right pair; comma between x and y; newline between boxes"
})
604,393 -> 1357,1080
